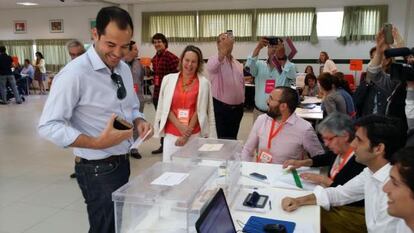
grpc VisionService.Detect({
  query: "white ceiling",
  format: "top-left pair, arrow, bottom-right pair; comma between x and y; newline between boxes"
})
0,0 -> 216,9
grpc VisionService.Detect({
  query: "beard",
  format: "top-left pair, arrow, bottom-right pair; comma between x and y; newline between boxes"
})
266,107 -> 281,119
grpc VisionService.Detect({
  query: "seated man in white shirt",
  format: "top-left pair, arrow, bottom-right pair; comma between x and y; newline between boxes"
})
241,86 -> 324,164
383,147 -> 414,233
281,114 -> 406,233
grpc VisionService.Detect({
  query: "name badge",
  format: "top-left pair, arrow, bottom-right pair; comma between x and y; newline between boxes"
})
265,79 -> 275,93
154,75 -> 161,86
178,108 -> 190,125
257,150 -> 273,163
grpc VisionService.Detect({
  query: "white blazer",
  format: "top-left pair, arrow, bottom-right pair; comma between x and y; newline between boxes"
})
154,72 -> 217,138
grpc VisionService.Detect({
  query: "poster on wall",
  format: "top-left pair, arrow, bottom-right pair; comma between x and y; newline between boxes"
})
13,20 -> 27,34
50,19 -> 64,33
89,18 -> 96,40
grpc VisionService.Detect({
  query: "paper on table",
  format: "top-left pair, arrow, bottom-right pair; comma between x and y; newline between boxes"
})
130,129 -> 152,150
271,167 -> 318,191
151,172 -> 189,186
198,143 -> 224,152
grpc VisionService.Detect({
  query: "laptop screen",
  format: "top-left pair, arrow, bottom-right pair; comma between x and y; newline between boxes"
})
195,188 -> 237,233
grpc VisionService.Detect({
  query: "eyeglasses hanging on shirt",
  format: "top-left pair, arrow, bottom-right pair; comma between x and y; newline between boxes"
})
111,72 -> 126,100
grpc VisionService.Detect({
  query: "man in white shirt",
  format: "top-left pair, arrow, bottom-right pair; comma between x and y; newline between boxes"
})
281,114 -> 405,233
383,147 -> 414,233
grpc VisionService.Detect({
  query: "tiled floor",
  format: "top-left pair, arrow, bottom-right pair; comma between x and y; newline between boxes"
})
0,95 -> 253,233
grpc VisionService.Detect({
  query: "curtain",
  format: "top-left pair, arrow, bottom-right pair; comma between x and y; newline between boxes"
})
35,39 -> 72,72
198,10 -> 254,42
255,8 -> 318,43
337,5 -> 388,44
142,11 -> 197,43
0,40 -> 33,64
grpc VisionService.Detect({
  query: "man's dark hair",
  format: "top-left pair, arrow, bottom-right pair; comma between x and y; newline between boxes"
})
275,86 -> 299,113
391,147 -> 414,194
24,59 -> 30,64
96,6 -> 133,37
0,46 -> 6,54
355,114 -> 406,162
317,72 -> 334,92
152,33 -> 168,48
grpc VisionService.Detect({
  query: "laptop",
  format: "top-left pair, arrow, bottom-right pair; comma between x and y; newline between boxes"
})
195,188 -> 237,233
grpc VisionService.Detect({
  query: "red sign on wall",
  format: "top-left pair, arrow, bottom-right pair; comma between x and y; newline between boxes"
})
350,59 -> 363,71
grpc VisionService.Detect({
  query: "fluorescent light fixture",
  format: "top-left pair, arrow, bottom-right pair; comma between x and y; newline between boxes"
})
16,2 -> 39,6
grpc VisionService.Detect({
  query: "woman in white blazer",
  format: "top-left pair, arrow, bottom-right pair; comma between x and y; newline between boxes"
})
154,45 -> 217,162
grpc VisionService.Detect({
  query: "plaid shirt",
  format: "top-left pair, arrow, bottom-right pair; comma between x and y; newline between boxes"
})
152,50 -> 179,99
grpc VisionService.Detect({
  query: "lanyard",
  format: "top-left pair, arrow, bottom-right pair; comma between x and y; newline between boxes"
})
330,147 -> 354,180
267,119 -> 286,149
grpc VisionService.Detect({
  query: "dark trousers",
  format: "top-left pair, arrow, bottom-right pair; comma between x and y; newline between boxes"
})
153,97 -> 164,146
75,156 -> 130,233
213,98 -> 244,139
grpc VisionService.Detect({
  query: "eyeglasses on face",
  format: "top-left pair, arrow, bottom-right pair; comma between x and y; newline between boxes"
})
110,73 -> 126,100
322,135 -> 339,143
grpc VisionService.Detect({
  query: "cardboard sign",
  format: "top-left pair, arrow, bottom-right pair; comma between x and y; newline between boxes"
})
350,59 -> 363,71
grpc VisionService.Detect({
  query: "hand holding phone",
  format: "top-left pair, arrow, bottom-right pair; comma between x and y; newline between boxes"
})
226,29 -> 233,38
113,116 -> 133,130
383,23 -> 394,45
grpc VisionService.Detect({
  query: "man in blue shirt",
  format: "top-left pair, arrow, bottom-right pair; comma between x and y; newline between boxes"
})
38,6 -> 153,233
245,37 -> 297,121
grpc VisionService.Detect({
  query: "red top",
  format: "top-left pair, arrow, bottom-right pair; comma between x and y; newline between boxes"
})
165,74 -> 201,136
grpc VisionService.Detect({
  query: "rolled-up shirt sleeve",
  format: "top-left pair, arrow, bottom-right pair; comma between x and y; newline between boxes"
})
38,70 -> 82,148
313,168 -> 366,210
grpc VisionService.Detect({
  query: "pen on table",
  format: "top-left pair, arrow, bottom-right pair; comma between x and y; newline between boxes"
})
269,200 -> 272,210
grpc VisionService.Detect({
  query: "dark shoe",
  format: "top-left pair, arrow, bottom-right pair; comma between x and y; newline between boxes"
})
151,146 -> 163,154
16,101 -> 22,104
130,149 -> 142,159
70,173 -> 76,178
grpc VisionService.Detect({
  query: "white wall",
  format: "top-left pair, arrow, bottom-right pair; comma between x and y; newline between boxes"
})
0,5 -> 105,41
0,0 -> 412,75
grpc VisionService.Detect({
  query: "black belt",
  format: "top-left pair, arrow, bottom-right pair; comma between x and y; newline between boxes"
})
75,153 -> 129,164
213,98 -> 244,109
254,105 -> 267,113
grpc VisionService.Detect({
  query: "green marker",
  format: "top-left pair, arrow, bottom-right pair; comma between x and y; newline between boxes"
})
291,169 -> 303,188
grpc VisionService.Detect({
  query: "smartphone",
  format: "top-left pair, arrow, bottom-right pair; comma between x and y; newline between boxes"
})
249,172 -> 267,180
383,23 -> 394,45
226,30 -> 233,38
113,116 -> 133,130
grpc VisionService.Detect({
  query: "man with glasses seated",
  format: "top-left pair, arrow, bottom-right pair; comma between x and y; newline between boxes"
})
241,86 -> 324,164
38,6 -> 153,233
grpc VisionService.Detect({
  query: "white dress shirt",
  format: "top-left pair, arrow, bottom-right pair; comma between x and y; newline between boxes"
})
396,220 -> 413,233
38,46 -> 144,160
313,163 -> 399,233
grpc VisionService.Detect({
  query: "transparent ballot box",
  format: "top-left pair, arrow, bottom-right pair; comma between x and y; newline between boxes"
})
112,162 -> 217,233
171,138 -> 242,203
